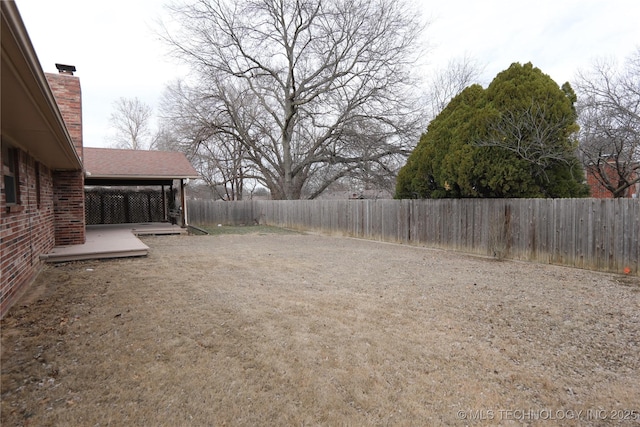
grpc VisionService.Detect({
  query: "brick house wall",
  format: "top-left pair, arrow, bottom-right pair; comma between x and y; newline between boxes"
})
1,151 -> 56,317
586,163 -> 639,198
1,71 -> 85,318
1,4 -> 87,318
586,169 -> 612,198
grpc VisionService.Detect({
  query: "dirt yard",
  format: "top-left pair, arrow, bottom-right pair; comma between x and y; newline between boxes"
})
1,229 -> 639,426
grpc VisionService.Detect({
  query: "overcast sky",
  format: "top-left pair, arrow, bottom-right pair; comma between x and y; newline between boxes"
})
16,0 -> 640,148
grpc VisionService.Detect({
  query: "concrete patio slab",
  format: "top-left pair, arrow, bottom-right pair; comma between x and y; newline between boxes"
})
42,223 -> 186,263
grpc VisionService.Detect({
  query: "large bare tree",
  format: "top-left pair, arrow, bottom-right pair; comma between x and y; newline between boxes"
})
108,97 -> 155,150
160,0 -> 426,199
574,49 -> 640,198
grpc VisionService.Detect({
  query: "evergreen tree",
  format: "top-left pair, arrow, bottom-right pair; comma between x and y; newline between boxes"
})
396,63 -> 589,198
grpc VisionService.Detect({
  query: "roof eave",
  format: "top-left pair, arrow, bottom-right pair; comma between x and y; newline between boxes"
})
85,174 -> 201,180
1,1 -> 82,170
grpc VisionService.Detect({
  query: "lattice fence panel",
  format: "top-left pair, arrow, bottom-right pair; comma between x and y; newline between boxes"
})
85,188 -> 171,225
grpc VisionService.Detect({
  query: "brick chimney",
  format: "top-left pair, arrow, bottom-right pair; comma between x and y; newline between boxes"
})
45,64 -> 83,161
46,64 -> 86,246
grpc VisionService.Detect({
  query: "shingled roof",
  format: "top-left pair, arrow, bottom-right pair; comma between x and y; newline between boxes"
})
83,148 -> 199,181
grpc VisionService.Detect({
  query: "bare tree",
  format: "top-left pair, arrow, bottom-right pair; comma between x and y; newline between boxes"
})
574,49 -> 640,198
108,97 -> 155,150
426,54 -> 484,121
160,0 -> 426,199
158,80 -> 253,200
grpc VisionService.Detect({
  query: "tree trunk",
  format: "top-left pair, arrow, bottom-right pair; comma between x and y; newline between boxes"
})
282,92 -> 296,199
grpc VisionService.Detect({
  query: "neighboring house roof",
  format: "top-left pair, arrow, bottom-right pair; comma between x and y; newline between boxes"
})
83,148 -> 199,185
1,1 -> 81,170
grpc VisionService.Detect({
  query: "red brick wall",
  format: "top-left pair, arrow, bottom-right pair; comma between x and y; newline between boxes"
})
586,164 -> 639,198
1,73 -> 85,317
586,171 -> 612,198
1,149 -> 56,318
45,73 -> 83,161
52,170 -> 85,246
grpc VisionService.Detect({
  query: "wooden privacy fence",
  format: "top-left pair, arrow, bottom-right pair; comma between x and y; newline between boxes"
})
187,198 -> 639,275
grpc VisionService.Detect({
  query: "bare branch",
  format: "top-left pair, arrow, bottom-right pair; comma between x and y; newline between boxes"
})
574,49 -> 640,197
477,100 -> 578,177
108,97 -> 153,150
159,0 -> 426,199
425,54 -> 485,120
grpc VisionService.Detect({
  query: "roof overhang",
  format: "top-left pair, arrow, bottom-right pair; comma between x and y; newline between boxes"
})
85,176 -> 197,187
1,2 -> 81,170
82,148 -> 200,186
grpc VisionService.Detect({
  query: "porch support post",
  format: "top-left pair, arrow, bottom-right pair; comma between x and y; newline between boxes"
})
161,184 -> 166,221
180,178 -> 188,227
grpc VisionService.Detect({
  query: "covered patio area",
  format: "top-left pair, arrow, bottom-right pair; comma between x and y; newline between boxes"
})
40,149 -> 199,263
41,223 -> 186,263
83,148 -> 200,227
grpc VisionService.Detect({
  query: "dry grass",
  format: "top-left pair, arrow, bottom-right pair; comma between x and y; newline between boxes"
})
1,232 -> 639,426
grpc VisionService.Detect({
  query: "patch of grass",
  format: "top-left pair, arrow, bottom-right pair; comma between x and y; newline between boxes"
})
196,224 -> 301,235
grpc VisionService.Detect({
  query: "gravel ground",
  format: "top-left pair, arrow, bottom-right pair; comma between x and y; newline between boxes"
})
1,231 -> 639,426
